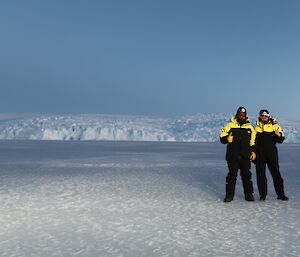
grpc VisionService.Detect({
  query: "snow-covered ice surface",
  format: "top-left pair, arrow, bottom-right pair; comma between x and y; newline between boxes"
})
0,140 -> 299,257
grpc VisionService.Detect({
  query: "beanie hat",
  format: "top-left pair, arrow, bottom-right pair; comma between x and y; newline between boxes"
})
236,106 -> 247,115
259,109 -> 270,116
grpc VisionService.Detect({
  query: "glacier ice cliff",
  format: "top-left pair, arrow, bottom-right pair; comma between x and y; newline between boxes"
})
0,114 -> 300,143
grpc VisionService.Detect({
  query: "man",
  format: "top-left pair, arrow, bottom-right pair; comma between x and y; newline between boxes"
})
254,109 -> 288,201
220,107 -> 256,202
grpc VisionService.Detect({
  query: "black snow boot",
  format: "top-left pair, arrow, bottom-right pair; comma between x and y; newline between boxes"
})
224,196 -> 233,203
245,195 -> 255,201
277,195 -> 289,201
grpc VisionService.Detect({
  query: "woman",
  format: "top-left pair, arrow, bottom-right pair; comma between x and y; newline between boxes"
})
254,109 -> 288,201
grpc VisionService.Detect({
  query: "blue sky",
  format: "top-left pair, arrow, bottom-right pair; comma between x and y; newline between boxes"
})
0,0 -> 299,119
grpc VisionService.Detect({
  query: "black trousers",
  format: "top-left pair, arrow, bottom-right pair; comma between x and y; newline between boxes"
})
256,158 -> 285,197
226,159 -> 254,199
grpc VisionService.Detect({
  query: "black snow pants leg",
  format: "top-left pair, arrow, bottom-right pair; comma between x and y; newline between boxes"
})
239,159 -> 254,199
256,160 -> 268,197
225,161 -> 239,199
267,159 -> 285,197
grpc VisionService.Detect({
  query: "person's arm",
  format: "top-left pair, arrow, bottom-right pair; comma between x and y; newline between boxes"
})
220,123 -> 232,144
250,126 -> 257,160
274,124 -> 285,143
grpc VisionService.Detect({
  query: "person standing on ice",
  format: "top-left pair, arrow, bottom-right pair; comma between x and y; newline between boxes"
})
220,107 -> 256,202
254,109 -> 288,201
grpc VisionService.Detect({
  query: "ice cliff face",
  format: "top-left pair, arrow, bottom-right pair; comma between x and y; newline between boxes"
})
0,114 -> 299,143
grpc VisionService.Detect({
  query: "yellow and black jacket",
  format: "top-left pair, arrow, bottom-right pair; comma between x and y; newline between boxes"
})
220,116 -> 256,161
255,117 -> 284,161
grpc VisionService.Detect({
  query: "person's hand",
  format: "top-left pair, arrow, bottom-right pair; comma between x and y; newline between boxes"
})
250,152 -> 256,161
227,132 -> 234,143
274,129 -> 281,137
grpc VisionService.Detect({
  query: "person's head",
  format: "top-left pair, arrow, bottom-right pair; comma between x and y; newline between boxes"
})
236,106 -> 247,122
259,109 -> 270,122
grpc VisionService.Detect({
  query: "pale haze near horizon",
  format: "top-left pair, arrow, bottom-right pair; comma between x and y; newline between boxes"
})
0,0 -> 299,119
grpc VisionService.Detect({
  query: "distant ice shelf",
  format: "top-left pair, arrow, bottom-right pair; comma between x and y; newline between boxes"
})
0,113 -> 300,143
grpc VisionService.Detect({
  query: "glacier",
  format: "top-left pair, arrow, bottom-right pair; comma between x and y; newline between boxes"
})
0,113 -> 300,143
